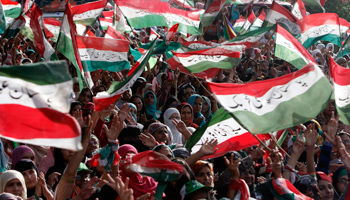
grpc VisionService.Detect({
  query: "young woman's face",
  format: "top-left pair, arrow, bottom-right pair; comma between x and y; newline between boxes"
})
195,166 -> 214,187
61,149 -> 74,163
144,93 -> 155,105
21,152 -> 35,161
132,98 -> 143,112
181,106 -> 192,125
192,97 -> 202,114
4,178 -> 24,197
336,174 -> 348,194
70,104 -> 82,116
22,169 -> 38,189
153,127 -> 168,144
202,100 -> 209,114
318,180 -> 334,200
79,91 -> 92,105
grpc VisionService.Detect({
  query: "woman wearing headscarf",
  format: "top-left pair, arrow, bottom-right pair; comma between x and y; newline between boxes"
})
0,170 -> 27,199
130,94 -> 150,125
159,96 -> 179,123
316,171 -> 334,200
11,146 -> 36,169
201,96 -> 213,123
144,91 -> 161,120
118,145 -> 158,199
188,95 -> 205,127
163,108 -> 183,144
332,166 -> 348,199
231,5 -> 240,22
177,103 -> 199,129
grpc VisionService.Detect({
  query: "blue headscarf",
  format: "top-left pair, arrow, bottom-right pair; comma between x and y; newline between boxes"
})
128,103 -> 138,122
231,5 -> 240,21
144,91 -> 161,119
188,94 -> 205,127
201,96 -> 213,123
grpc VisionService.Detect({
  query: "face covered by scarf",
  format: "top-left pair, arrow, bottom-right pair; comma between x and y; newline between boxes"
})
144,91 -> 161,119
164,108 -> 182,144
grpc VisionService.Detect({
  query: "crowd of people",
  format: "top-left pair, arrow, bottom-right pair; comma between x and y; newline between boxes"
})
1,0 -> 350,200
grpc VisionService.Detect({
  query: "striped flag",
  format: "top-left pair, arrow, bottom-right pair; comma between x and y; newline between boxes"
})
298,13 -> 341,49
166,23 -> 179,44
291,0 -> 306,20
72,0 -> 107,26
172,47 -> 241,74
268,178 -> 313,200
150,27 -> 160,41
339,18 -> 350,36
76,36 -> 130,72
263,1 -> 300,36
24,0 -> 34,13
239,11 -> 255,35
30,6 -> 55,61
19,11 -> 34,41
0,61 -> 82,151
233,18 -> 245,33
223,15 -> 237,40
249,10 -> 266,31
199,0 -> 225,28
170,0 -> 195,10
207,63 -> 332,134
43,18 -> 61,42
99,17 -> 113,30
178,37 -> 217,51
93,39 -> 157,111
114,5 -> 132,33
3,15 -> 25,39
329,56 -> 350,125
302,0 -> 326,13
0,0 -> 21,29
105,26 -> 125,40
56,2 -> 93,90
275,24 -> 316,69
102,10 -> 113,18
186,108 -> 268,159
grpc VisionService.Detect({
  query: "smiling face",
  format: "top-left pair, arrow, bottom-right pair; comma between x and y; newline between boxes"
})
79,91 -> 92,105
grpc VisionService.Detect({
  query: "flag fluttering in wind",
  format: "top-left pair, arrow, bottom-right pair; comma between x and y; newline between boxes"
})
43,18 -> 61,42
239,11 -> 255,35
302,0 -> 326,13
166,23 -> 179,44
3,15 -> 25,39
291,0 -> 306,20
105,26 -> 125,40
249,10 -> 266,31
223,15 -> 237,40
207,63 -> 332,134
0,0 -> 21,33
72,0 -> 107,26
0,61 -> 82,151
199,0 -> 225,28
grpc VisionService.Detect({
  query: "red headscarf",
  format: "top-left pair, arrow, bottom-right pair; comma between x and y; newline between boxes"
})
177,103 -> 198,128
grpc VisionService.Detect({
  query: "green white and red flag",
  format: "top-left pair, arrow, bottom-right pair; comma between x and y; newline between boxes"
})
19,10 -> 34,41
178,37 -> 217,51
114,5 -> 132,33
249,10 -> 266,31
93,39 -> 157,111
268,178 -> 313,200
329,56 -> 350,125
0,61 -> 82,151
186,108 -> 269,159
102,10 -> 113,18
291,0 -> 306,20
298,13 -> 341,49
233,19 -> 245,33
3,15 -> 25,39
105,26 -> 125,40
150,27 -> 160,41
128,150 -> 183,200
43,18 -> 61,42
207,63 -> 332,134
24,0 -> 34,13
76,35 -> 130,72
0,0 -> 21,30
171,0 -> 195,10
166,23 -> 179,44
275,24 -> 316,69
302,0 -> 326,13
172,47 -> 241,73
263,1 -> 300,36
223,26 -> 274,49
199,0 -> 225,28
339,18 -> 350,36
72,0 -> 107,26
99,17 -> 113,30
30,6 -> 55,61
239,11 -> 255,34
56,2 -> 93,90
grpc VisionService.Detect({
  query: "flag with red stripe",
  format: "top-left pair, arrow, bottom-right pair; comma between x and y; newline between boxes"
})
105,26 -> 125,40
166,23 -> 179,44
291,0 -> 306,20
72,0 -> 107,26
268,178 -> 313,200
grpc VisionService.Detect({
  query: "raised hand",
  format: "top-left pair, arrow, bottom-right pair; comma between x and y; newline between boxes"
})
73,109 -> 84,127
224,153 -> 241,180
336,136 -> 350,170
199,138 -> 218,157
139,133 -> 156,148
103,175 -> 133,200
172,119 -> 187,134
291,130 -> 305,157
304,123 -> 318,148
103,114 -> 122,141
324,111 -> 340,146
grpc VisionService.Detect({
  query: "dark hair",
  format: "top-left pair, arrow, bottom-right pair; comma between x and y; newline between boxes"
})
178,83 -> 195,102
143,119 -> 158,133
130,94 -> 148,124
159,96 -> 179,123
78,87 -> 93,105
92,85 -> 106,96
69,101 -> 82,115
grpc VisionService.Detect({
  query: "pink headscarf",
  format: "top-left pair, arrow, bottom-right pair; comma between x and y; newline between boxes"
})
11,145 -> 36,169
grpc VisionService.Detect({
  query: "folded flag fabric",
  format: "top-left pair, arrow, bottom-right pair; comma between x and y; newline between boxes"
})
249,10 -> 266,31
239,11 -> 255,35
302,0 -> 326,13
0,0 -> 21,31
186,108 -> 268,160
199,0 -> 225,28
93,39 -> 157,111
43,18 -> 61,42
30,6 -> 55,61
76,36 -> 130,72
223,15 -> 237,40
166,23 -> 179,44
3,15 -> 25,39
263,1 -> 300,36
99,17 -> 113,31
206,63 -> 332,134
339,18 -> 350,36
275,24 -> 316,69
72,0 -> 107,26
114,5 -> 132,33
291,0 -> 306,20
329,56 -> 350,125
172,47 -> 241,74
233,19 -> 245,33
0,61 -> 82,151
268,178 -> 313,200
105,26 -> 126,40
178,37 -> 217,52
298,13 -> 341,49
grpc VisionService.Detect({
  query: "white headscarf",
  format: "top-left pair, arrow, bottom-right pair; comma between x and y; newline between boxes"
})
164,108 -> 183,144
0,170 -> 27,199
326,43 -> 334,52
316,43 -> 325,51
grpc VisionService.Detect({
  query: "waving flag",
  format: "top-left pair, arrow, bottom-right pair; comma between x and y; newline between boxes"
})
223,26 -> 274,49
291,0 -> 306,20
114,5 -> 132,33
207,63 -> 332,134
150,27 -> 160,41
93,39 -> 157,111
0,61 -> 81,151
99,17 -> 113,30
223,15 -> 237,40
263,1 -> 300,36
44,18 -> 61,42
30,6 -> 55,61
233,18 -> 245,33
275,24 -> 315,69
298,13 -> 341,49
3,15 -> 25,39
178,38 -> 217,52
105,26 -> 125,39
200,0 -> 225,28
166,23 -> 179,44
102,10 -> 113,18
57,2 -> 93,90
249,10 -> 266,31
172,47 -> 241,73
269,178 -> 313,200
329,56 -> 350,125
302,0 -> 326,13
170,0 -> 195,10
0,0 -> 21,29
239,11 -> 255,34
339,18 -> 350,36
72,0 -> 107,26
340,36 -> 350,57
76,36 -> 130,72
186,108 -> 268,159
24,0 -> 34,13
